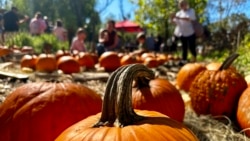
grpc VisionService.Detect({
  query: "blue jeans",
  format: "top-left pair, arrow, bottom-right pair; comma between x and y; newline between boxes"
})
96,43 -> 106,57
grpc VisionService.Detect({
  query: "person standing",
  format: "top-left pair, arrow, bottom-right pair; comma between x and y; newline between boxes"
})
154,34 -> 163,52
96,20 -> 118,56
70,28 -> 87,52
3,7 -> 28,41
43,16 -> 51,33
171,0 -> 197,65
29,12 -> 47,36
53,19 -> 67,41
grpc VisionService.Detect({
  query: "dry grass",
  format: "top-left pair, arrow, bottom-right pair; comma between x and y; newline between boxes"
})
184,106 -> 250,141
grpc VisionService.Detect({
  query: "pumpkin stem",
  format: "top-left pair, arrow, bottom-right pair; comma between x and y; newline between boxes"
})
219,53 -> 239,71
93,64 -> 155,127
135,77 -> 150,88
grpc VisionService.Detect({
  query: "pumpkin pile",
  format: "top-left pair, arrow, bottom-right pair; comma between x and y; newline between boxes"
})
20,50 -> 97,74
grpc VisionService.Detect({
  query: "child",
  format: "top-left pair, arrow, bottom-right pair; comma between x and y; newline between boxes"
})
136,32 -> 148,51
70,28 -> 86,52
53,19 -> 67,41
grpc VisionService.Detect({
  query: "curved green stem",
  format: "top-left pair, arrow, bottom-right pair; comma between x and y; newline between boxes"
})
219,53 -> 239,71
94,64 -> 155,127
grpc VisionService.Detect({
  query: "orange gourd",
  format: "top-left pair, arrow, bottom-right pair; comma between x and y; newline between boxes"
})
132,78 -> 185,122
120,54 -> 137,66
0,46 -> 12,57
99,51 -> 120,72
189,54 -> 247,118
36,53 -> 57,73
20,54 -> 37,70
143,57 -> 158,68
57,56 -> 80,74
140,52 -> 155,61
55,64 -> 198,141
156,53 -> 168,65
75,52 -> 95,69
176,63 -> 206,92
237,87 -> 250,137
55,49 -> 70,60
0,82 -> 102,141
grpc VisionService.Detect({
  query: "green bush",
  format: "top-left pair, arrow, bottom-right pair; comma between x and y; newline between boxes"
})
5,32 -> 69,53
234,33 -> 250,76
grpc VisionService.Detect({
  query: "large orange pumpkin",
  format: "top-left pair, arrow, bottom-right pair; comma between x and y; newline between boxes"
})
132,78 -> 185,122
55,64 -> 198,141
57,56 -> 80,74
189,54 -> 247,118
20,54 -> 37,70
237,87 -> 250,137
0,82 -> 102,141
75,52 -> 95,69
176,63 -> 206,92
36,53 -> 57,73
99,51 -> 120,72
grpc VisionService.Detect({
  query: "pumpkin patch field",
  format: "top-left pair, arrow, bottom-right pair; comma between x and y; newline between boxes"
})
0,50 -> 250,141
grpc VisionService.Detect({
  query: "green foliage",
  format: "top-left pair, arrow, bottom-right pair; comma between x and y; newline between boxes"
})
130,0 -> 208,38
11,0 -> 101,32
234,33 -> 250,76
5,32 -> 69,53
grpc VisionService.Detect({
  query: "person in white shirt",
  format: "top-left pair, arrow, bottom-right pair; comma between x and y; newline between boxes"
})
53,19 -> 67,41
171,0 -> 197,65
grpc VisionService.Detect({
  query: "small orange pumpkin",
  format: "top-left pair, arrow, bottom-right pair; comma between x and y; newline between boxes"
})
57,56 -> 80,74
20,54 -> 37,70
156,53 -> 168,65
36,53 -> 57,73
143,57 -> 158,68
140,52 -> 155,61
176,63 -> 206,92
75,52 -> 95,69
55,49 -> 70,60
0,46 -> 12,57
55,64 -> 198,141
99,51 -> 120,72
132,78 -> 185,122
120,54 -> 137,66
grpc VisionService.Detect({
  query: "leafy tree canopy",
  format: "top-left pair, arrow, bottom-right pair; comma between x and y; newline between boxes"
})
130,0 -> 208,38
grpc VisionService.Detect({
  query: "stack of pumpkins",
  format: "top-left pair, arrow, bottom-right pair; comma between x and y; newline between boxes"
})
99,51 -> 170,72
20,49 -> 98,74
0,64 -> 198,141
176,53 -> 250,137
20,50 -> 171,74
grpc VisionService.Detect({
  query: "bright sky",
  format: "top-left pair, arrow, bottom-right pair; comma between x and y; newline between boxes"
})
95,0 -> 137,22
96,0 -> 250,23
